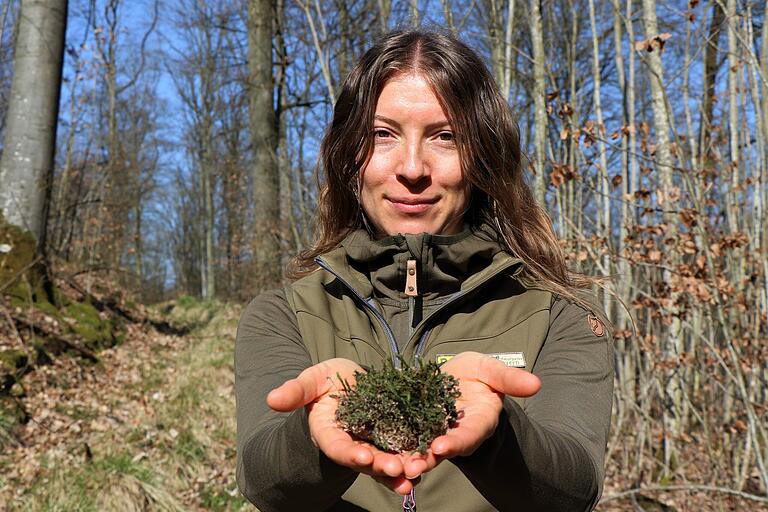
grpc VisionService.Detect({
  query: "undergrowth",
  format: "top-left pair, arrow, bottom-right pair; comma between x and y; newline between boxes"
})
1,297 -> 248,511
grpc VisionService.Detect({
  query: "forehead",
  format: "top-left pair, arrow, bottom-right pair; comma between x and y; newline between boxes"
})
375,73 -> 449,117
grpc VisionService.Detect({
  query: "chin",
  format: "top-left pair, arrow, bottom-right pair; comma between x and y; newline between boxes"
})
382,220 -> 453,236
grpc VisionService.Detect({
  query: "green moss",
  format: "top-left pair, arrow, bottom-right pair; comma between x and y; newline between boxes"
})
335,358 -> 460,453
0,349 -> 28,372
35,299 -> 61,319
0,349 -> 28,392
63,301 -> 116,351
0,215 -> 37,287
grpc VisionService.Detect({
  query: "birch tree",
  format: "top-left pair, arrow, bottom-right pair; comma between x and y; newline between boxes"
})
640,0 -> 681,475
529,0 -> 546,205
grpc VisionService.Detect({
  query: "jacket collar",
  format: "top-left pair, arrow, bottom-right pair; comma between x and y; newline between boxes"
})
317,225 -> 524,301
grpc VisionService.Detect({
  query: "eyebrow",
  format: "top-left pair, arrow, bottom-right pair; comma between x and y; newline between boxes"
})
374,114 -> 452,132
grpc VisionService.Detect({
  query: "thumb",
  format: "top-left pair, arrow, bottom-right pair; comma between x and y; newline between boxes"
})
477,357 -> 541,398
267,364 -> 336,412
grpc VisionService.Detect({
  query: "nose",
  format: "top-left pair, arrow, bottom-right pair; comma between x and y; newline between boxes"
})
397,140 -> 429,184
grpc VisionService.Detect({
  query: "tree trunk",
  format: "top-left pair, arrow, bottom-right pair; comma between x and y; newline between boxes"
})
529,0 -> 547,205
500,0 -> 515,99
587,0 -> 610,313
487,0 -> 503,89
725,0 -> 740,236
248,0 -> 281,287
641,0 -> 682,475
699,2 -> 724,160
0,0 -> 68,249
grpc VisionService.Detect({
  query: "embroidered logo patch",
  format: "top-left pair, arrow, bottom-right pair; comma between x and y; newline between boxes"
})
588,314 -> 605,337
436,352 -> 527,368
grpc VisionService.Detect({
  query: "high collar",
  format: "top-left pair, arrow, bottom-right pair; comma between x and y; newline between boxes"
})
330,225 -> 514,302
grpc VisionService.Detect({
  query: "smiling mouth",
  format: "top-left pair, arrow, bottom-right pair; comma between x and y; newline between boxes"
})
388,196 -> 438,205
387,197 -> 438,214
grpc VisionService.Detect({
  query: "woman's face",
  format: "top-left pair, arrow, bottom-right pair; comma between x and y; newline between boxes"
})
359,73 -> 470,236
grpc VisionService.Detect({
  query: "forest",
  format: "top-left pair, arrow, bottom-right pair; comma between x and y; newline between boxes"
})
0,0 -> 766,510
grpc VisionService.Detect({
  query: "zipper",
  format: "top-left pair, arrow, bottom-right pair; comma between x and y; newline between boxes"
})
402,256 -> 522,360
316,254 -> 523,367
315,257 -> 402,368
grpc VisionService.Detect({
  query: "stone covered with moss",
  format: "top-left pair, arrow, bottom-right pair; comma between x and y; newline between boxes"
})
0,214 -> 124,441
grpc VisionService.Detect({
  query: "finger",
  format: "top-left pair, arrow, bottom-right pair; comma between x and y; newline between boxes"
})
431,429 -> 482,458
267,362 -> 345,411
430,405 -> 498,457
477,357 -> 541,398
402,454 -> 430,479
319,434 -> 376,468
267,377 -> 321,411
372,475 -> 417,495
370,451 -> 405,477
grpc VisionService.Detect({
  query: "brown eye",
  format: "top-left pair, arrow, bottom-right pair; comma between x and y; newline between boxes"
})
374,129 -> 391,139
438,131 -> 454,142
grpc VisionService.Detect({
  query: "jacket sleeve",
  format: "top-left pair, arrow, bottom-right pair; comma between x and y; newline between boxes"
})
235,289 -> 358,511
452,296 -> 614,511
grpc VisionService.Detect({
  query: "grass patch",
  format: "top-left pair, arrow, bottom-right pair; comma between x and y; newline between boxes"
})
11,449 -> 182,512
1,299 -> 248,511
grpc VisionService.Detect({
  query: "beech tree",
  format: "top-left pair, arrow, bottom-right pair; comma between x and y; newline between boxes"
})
0,0 -> 68,248
248,0 -> 280,287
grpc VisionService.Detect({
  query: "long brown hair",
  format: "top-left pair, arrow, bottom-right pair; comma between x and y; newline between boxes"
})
288,29 -> 596,298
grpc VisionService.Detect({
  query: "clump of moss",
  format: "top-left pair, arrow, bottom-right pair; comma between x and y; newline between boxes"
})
334,359 -> 460,453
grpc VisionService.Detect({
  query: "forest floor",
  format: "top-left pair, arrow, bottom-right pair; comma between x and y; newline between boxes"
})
0,298 -> 248,511
0,295 -> 765,511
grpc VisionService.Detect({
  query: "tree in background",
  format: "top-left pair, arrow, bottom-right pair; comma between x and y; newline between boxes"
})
248,0 -> 280,289
0,0 -> 67,249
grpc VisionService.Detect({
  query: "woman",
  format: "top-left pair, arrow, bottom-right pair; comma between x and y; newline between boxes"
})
235,29 -> 613,512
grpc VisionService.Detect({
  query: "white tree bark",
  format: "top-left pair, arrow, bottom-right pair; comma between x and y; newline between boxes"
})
725,0 -> 740,235
0,0 -> 68,244
641,0 -> 682,473
530,0 -> 546,205
500,0 -> 515,99
588,0 -> 611,314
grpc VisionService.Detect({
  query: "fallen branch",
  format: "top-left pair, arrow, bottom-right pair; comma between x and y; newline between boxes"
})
0,255 -> 43,294
62,276 -> 189,336
601,484 -> 768,504
12,313 -> 98,363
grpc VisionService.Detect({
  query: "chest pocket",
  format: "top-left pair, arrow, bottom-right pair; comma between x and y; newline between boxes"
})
419,279 -> 551,373
290,280 -> 392,369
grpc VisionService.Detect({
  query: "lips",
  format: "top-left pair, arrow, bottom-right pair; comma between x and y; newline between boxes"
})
386,196 -> 438,214
387,196 -> 439,205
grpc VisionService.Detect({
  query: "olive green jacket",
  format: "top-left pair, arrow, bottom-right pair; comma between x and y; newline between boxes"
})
235,227 -> 614,512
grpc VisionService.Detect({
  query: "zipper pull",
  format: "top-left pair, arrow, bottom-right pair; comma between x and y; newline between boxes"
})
402,488 -> 416,511
405,259 -> 418,297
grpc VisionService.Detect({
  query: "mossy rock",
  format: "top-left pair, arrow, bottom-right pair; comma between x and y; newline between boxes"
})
0,215 -> 37,283
0,349 -> 29,392
63,300 -> 120,351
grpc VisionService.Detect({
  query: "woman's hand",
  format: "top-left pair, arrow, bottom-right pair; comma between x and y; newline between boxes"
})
267,358 -> 427,495
429,352 -> 541,459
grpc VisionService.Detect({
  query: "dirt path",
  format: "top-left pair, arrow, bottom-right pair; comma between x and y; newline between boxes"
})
0,300 -> 248,511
